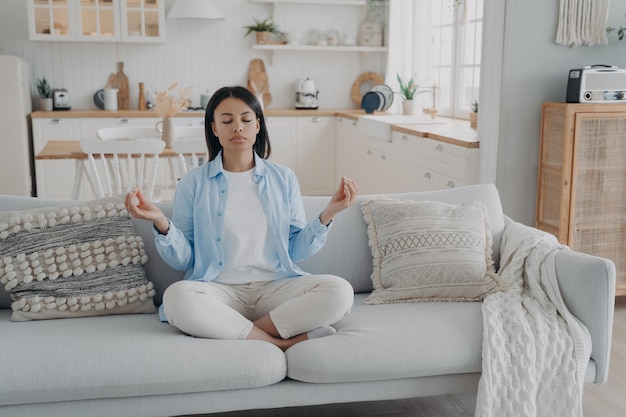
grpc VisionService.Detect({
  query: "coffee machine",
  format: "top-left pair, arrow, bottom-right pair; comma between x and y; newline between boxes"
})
295,78 -> 319,109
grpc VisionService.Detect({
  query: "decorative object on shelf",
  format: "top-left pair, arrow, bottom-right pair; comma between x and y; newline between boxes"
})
106,62 -> 129,110
243,17 -> 281,44
36,78 -> 53,111
138,82 -> 147,110
166,0 -> 224,20
396,73 -> 427,115
351,71 -> 385,107
607,13 -> 626,40
153,83 -> 192,147
104,88 -> 118,111
247,59 -> 272,108
469,100 -> 478,130
359,0 -> 386,47
294,78 -> 319,110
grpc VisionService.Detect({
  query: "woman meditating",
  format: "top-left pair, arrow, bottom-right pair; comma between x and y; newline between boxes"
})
125,86 -> 357,351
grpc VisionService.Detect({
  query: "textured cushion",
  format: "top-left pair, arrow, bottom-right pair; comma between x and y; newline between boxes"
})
361,199 -> 506,304
0,196 -> 156,321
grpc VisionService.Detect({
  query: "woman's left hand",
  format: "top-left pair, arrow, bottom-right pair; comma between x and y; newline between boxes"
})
319,177 -> 359,226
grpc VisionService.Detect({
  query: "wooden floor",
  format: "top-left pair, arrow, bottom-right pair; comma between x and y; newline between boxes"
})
185,297 -> 626,417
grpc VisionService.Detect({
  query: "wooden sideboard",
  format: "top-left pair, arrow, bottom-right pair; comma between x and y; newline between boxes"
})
536,102 -> 626,295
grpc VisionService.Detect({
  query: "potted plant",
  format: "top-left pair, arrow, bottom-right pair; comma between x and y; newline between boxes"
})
37,78 -> 53,111
469,99 -> 478,130
396,73 -> 426,115
243,17 -> 281,44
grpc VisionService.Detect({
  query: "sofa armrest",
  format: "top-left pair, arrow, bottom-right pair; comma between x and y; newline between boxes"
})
503,216 -> 616,384
555,249 -> 615,383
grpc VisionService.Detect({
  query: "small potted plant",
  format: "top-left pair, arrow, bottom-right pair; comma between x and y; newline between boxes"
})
469,99 -> 478,130
396,73 -> 427,115
37,78 -> 53,111
243,17 -> 281,44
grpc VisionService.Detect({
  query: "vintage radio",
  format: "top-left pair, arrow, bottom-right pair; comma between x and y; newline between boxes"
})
566,65 -> 626,103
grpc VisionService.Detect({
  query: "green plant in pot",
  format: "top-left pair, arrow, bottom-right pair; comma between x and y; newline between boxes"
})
396,73 -> 427,115
469,99 -> 478,130
243,17 -> 281,44
37,78 -> 53,111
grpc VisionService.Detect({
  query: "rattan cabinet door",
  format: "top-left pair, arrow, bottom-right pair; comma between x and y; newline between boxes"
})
570,113 -> 626,293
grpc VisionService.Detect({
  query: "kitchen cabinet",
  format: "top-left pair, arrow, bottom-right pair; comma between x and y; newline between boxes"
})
265,116 -> 335,196
265,117 -> 297,169
27,0 -> 165,43
335,117 -> 365,185
31,117 -> 81,199
414,135 -> 478,191
296,116 -> 336,195
535,102 -> 626,296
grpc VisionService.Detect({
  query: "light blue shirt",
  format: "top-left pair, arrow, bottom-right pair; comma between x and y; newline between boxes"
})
154,150 -> 331,284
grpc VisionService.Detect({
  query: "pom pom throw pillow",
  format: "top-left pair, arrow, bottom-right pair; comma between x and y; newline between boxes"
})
0,197 -> 156,321
361,199 -> 507,304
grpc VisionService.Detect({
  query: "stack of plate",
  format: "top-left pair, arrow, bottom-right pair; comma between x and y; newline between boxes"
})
361,84 -> 393,114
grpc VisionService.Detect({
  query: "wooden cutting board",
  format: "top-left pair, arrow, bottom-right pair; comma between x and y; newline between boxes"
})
106,61 -> 130,110
247,59 -> 272,108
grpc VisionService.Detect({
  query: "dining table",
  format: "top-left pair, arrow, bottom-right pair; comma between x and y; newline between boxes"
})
35,140 -> 189,200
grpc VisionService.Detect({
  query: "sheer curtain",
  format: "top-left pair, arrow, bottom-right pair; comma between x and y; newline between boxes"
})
384,0 -> 429,114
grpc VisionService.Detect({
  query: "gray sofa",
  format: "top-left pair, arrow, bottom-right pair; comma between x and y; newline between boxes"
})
0,183 -> 615,417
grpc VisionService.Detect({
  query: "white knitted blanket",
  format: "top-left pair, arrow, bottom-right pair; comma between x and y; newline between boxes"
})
475,222 -> 591,417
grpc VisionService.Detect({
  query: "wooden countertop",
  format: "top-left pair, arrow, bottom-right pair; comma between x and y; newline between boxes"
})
31,109 -> 478,148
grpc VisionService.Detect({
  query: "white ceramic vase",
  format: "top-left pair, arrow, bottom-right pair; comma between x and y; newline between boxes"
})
402,99 -> 418,115
156,117 -> 176,148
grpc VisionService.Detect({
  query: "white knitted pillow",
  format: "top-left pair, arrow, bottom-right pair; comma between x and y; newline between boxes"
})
0,196 -> 156,321
361,199 -> 507,304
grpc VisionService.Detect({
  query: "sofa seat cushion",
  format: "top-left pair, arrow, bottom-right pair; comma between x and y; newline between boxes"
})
0,310 -> 286,406
285,294 -> 482,383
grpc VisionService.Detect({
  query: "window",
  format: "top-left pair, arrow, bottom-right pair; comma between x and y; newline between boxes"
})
414,0 -> 483,118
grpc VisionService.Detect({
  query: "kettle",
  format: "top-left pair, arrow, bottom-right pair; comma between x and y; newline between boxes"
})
295,78 -> 319,109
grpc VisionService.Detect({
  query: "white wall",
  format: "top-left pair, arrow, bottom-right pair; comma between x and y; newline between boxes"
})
495,0 -> 626,225
0,0 -> 385,110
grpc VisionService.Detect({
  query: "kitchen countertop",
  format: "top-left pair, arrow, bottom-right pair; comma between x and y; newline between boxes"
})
30,109 -> 478,148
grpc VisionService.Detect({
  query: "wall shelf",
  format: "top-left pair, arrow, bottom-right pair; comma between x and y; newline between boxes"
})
252,44 -> 386,64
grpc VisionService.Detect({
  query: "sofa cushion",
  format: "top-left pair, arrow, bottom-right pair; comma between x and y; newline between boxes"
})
0,197 -> 155,321
296,184 -> 506,294
0,309 -> 287,406
286,293 -> 483,383
360,199 -> 506,304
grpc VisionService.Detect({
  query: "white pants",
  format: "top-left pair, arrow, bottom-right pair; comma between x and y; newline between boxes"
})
162,275 -> 354,340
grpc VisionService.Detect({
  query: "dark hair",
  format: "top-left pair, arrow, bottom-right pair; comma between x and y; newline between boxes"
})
204,86 -> 271,161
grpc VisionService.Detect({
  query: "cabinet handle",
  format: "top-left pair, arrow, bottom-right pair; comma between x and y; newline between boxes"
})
266,117 -> 272,122
447,180 -> 455,188
312,117 -> 321,123
51,119 -> 61,124
424,172 -> 432,179
380,155 -> 387,161
120,119 -> 131,124
436,144 -> 444,151
366,149 -> 372,155
352,121 -> 357,126
402,135 -> 408,141
338,118 -> 343,123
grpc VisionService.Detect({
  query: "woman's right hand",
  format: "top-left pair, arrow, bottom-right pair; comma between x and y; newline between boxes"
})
125,188 -> 170,234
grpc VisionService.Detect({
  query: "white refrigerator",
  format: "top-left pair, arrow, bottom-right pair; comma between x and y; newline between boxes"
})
0,55 -> 34,197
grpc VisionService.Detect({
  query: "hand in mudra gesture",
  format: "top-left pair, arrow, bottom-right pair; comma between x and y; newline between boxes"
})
125,188 -> 169,234
320,177 -> 359,226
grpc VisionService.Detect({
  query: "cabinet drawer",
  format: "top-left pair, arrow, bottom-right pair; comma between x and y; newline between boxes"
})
418,138 -> 468,178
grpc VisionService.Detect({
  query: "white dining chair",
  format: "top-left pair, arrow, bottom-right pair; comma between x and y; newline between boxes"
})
96,126 -> 160,141
80,139 -> 166,200
170,126 -> 208,178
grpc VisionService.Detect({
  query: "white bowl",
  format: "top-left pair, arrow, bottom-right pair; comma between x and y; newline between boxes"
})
285,32 -> 303,44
